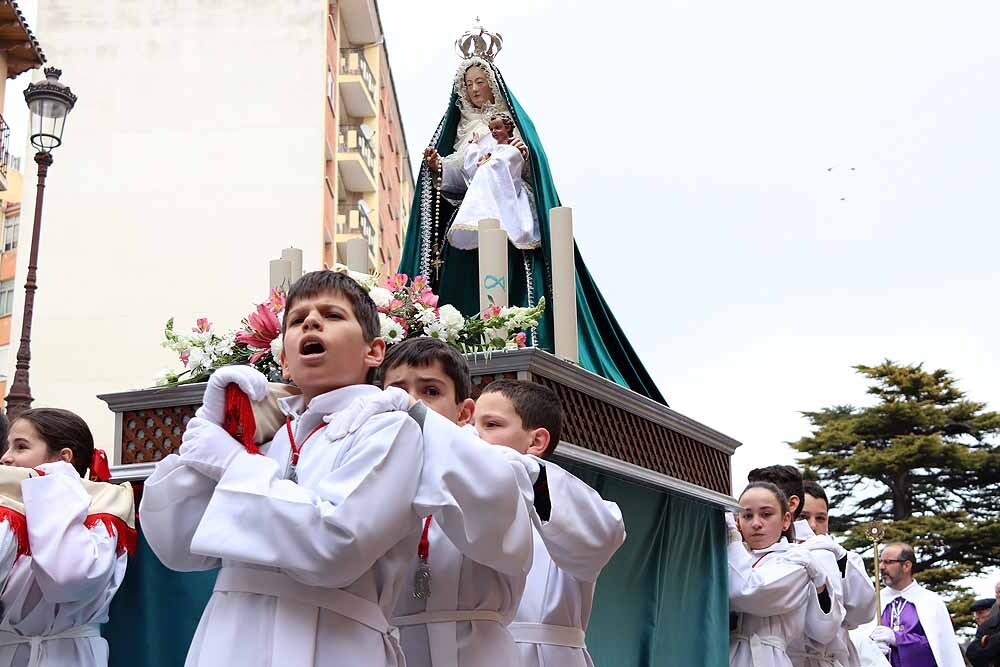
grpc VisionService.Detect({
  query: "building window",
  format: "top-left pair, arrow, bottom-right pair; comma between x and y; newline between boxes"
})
327,65 -> 335,107
3,214 -> 18,252
0,280 -> 14,316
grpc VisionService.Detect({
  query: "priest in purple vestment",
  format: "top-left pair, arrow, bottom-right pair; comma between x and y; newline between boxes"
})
869,542 -> 965,667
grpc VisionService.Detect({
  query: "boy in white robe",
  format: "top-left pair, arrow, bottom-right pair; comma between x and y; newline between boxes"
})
0,408 -> 135,667
382,337 -> 534,667
447,112 -> 540,252
474,379 -> 627,667
140,271 -> 532,667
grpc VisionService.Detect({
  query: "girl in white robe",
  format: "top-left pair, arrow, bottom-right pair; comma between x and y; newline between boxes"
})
729,482 -> 831,667
447,113 -> 540,252
0,408 -> 134,667
140,366 -> 533,667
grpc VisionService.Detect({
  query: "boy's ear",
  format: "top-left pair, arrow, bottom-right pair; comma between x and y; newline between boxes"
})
280,352 -> 291,380
526,427 -> 550,458
365,337 -> 387,369
456,398 -> 476,427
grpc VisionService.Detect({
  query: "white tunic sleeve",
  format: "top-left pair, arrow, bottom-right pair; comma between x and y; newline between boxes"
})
729,542 -> 813,617
844,551 -> 877,629
0,520 -> 17,585
140,452 -> 224,572
529,459 -> 625,583
411,409 -> 534,578
189,411 -> 423,588
803,549 -> 846,645
21,469 -> 120,604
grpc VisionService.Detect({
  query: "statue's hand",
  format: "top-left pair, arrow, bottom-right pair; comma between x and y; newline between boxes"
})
510,137 -> 529,160
469,132 -> 480,144
423,146 -> 442,173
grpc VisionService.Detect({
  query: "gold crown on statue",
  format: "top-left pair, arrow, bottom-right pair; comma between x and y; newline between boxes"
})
455,18 -> 503,61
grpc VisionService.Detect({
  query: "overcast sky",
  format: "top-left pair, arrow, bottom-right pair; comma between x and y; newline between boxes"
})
8,0 -> 998,595
377,1 -> 1000,595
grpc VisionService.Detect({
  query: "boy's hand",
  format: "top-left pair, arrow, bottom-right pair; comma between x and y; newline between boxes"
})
495,447 -> 541,484
197,365 -> 269,425
178,417 -> 244,481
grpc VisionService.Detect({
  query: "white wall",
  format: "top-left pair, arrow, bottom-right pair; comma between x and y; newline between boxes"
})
8,1 -> 328,452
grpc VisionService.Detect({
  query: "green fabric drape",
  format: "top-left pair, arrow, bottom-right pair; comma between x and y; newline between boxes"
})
559,460 -> 729,667
398,64 -> 666,404
102,465 -> 727,666
104,534 -> 217,667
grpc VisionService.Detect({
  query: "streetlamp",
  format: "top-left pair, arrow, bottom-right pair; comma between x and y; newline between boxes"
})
4,68 -> 77,420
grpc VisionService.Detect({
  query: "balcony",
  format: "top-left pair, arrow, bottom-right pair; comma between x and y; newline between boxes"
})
339,48 -> 377,118
337,125 -> 376,193
335,205 -> 377,270
338,0 -> 380,44
0,113 -> 9,192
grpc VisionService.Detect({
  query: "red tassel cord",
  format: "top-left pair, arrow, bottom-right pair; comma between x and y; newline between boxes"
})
89,449 -> 112,482
84,513 -> 137,556
0,506 -> 30,558
223,383 -> 260,455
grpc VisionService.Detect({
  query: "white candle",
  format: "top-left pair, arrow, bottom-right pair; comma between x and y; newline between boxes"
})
345,237 -> 370,274
550,207 -> 578,363
269,259 -> 292,291
478,219 -> 508,312
281,247 -> 303,282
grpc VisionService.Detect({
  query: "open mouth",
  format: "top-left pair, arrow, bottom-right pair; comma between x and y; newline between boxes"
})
299,338 -> 326,357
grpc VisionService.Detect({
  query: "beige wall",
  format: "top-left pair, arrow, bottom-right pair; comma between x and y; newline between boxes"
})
8,1 -> 328,453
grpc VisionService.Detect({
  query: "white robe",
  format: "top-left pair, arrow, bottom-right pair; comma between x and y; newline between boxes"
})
788,521 -> 848,667
879,580 -> 965,667
140,385 -> 530,667
729,539 -> 830,667
392,414 -> 534,667
447,136 -> 540,251
0,465 -> 128,667
848,623 -> 890,667
835,551 -> 878,667
512,459 -> 625,667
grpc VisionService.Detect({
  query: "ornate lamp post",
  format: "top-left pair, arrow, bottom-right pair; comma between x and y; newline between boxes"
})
4,68 -> 77,420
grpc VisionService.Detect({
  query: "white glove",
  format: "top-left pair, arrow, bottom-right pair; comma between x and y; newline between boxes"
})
33,460 -> 82,479
725,512 -> 742,543
322,387 -> 411,441
496,446 -> 541,484
785,546 -> 827,588
869,625 -> 897,647
196,365 -> 269,425
802,534 -> 848,560
178,417 -> 245,481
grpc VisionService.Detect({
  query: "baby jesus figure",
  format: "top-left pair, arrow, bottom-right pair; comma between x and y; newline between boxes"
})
446,112 -> 540,251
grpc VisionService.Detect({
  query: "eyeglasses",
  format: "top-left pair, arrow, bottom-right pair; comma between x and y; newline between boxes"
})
878,559 -> 907,565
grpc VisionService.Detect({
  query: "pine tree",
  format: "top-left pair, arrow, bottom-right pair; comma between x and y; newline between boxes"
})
793,361 -> 1000,625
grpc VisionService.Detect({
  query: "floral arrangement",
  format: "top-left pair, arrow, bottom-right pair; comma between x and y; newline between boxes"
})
154,266 -> 543,387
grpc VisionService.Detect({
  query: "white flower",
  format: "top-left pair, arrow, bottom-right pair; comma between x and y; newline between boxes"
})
423,321 -> 447,340
153,368 -> 177,386
505,338 -> 520,351
380,313 -> 405,344
484,326 -> 509,343
270,334 -> 284,361
369,287 -> 393,309
187,347 -> 210,371
417,306 -> 438,327
437,304 -> 465,332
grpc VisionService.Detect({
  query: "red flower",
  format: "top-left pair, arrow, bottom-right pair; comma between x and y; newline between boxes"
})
236,303 -> 281,360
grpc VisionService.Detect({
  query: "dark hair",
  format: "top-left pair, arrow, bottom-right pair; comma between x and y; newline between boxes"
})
739,481 -> 795,543
803,480 -> 829,510
15,408 -> 94,478
488,112 -> 516,137
888,542 -> 917,569
381,337 -> 472,401
747,465 -> 805,519
282,271 -> 379,342
0,411 -> 8,455
481,379 -> 562,458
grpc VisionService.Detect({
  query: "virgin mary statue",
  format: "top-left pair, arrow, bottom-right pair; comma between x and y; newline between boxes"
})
398,24 -> 665,404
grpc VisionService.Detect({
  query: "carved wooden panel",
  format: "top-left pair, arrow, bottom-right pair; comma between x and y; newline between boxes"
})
120,405 -> 197,464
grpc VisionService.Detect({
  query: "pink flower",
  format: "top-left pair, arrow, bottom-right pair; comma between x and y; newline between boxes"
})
411,275 -> 428,292
192,318 -> 212,333
482,304 -> 502,321
268,289 -> 286,314
515,332 -> 527,348
388,299 -> 405,311
418,288 -> 439,308
387,273 -> 409,291
392,316 -> 409,334
236,303 -> 281,353
180,350 -> 190,367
